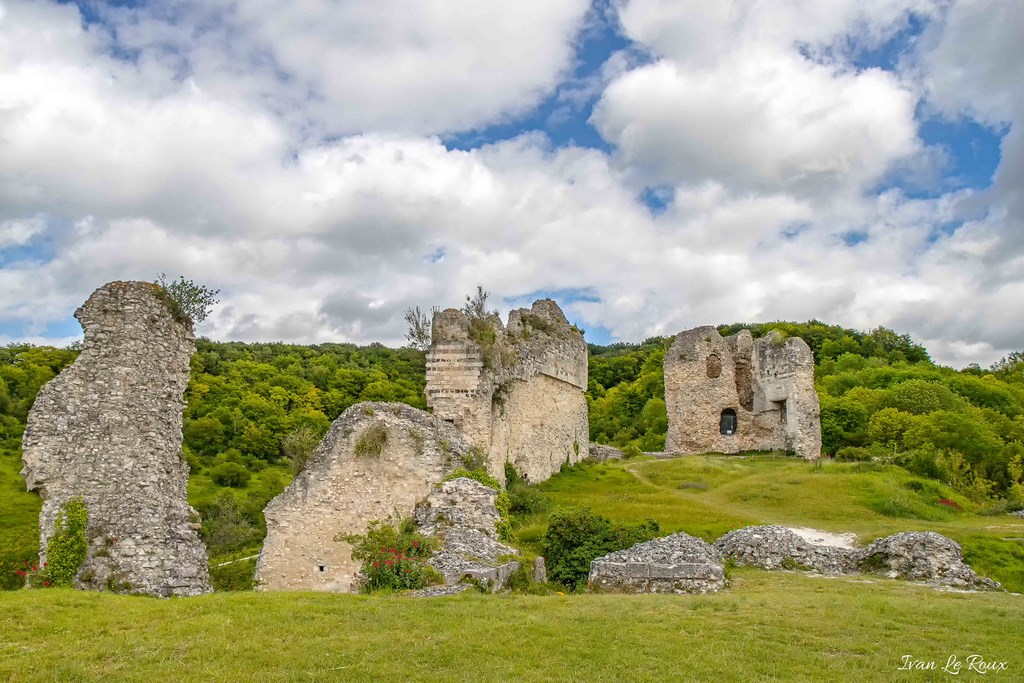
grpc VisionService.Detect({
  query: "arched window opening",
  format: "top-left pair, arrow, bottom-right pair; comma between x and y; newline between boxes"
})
706,353 -> 722,378
720,408 -> 737,435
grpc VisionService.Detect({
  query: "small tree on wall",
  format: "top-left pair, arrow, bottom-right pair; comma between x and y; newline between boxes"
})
155,273 -> 220,324
403,306 -> 438,352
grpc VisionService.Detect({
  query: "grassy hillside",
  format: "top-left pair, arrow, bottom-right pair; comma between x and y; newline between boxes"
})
0,453 -> 41,589
511,455 -> 1024,592
1,571 -> 1021,682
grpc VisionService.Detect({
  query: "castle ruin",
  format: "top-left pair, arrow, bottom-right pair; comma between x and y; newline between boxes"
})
255,402 -> 472,592
425,299 -> 589,483
664,326 -> 821,459
21,281 -> 211,597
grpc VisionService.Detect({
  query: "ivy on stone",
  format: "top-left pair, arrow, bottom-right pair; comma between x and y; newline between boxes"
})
42,497 -> 89,587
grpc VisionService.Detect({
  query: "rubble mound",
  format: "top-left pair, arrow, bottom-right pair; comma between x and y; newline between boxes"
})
715,525 -> 856,574
589,533 -> 725,594
413,477 -> 520,591
856,531 -> 999,589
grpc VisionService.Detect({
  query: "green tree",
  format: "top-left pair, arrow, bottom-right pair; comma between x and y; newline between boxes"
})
155,273 -> 220,324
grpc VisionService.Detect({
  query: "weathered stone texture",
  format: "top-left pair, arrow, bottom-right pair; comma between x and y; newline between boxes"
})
856,531 -> 998,589
665,327 -> 821,459
413,477 -> 520,590
21,281 -> 211,597
715,525 -> 855,574
425,299 -> 588,483
588,533 -> 725,594
255,402 -> 470,592
715,526 -> 999,590
588,444 -> 625,462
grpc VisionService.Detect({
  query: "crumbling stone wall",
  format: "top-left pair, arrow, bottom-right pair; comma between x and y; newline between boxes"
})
255,402 -> 471,592
21,281 -> 211,597
413,477 -> 520,590
425,299 -> 588,483
664,326 -> 821,458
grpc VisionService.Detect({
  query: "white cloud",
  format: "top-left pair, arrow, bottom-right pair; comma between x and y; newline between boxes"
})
592,52 -> 920,193
0,0 -> 1022,370
0,216 -> 44,248
99,0 -> 592,136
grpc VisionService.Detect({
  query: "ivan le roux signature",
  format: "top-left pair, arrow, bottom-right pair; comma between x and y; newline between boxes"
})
899,655 -> 1008,674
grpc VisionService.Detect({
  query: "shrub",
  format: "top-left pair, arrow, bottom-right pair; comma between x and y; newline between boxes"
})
154,273 -> 220,324
835,446 -> 872,462
622,444 -> 643,459
340,517 -> 441,593
543,507 -> 660,592
209,556 -> 257,591
281,425 -> 322,474
40,497 -> 88,587
504,463 -> 551,516
210,462 -> 251,488
200,491 -> 260,554
354,422 -> 388,458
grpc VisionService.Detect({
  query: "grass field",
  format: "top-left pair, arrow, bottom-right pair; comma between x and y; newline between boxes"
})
3,453 -> 1023,680
0,453 -> 41,591
512,455 -> 1024,591
1,570 -> 1021,682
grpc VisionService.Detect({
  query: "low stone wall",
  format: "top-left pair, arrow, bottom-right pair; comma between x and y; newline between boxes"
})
714,526 -> 855,574
589,533 -> 725,594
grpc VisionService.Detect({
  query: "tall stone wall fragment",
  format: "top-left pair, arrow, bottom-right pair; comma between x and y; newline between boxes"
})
21,281 -> 211,597
425,299 -> 588,483
255,402 -> 471,592
664,327 -> 821,458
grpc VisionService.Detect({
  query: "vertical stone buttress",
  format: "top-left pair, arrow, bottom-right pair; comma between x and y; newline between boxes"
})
664,327 -> 821,459
21,281 -> 211,596
425,299 -> 589,483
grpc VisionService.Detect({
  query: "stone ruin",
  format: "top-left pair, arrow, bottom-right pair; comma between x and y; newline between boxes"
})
255,402 -> 472,592
425,299 -> 589,483
855,531 -> 998,589
664,326 -> 821,459
714,526 -> 998,590
589,532 -> 725,594
21,281 -> 211,597
412,477 -> 520,593
714,526 -> 855,574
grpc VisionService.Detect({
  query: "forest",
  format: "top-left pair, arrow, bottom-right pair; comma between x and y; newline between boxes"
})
2,320 -> 1023,588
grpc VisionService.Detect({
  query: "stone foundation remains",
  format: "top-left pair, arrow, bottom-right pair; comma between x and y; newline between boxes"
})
588,532 -> 725,594
425,299 -> 588,483
254,402 -> 471,592
714,526 -> 855,574
665,327 -> 821,458
21,281 -> 211,597
715,526 -> 998,590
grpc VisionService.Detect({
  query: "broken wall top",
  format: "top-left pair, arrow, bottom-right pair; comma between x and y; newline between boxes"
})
429,298 -> 587,390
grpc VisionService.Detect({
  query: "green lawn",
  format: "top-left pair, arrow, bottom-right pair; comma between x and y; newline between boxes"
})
0,452 -> 41,591
512,455 -> 1024,591
4,452 -> 1024,681
1,570 -> 1021,682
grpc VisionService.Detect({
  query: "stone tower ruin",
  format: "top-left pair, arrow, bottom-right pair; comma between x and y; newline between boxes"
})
664,326 -> 821,459
425,299 -> 588,483
21,281 -> 211,597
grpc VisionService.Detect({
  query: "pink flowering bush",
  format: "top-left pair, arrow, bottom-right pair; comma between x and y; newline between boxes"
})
339,516 -> 442,593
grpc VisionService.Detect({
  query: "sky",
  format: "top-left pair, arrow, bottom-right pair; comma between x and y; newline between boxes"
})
0,0 -> 1021,367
